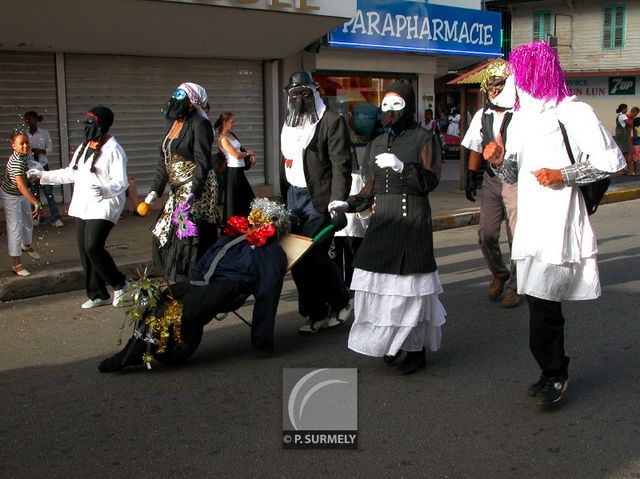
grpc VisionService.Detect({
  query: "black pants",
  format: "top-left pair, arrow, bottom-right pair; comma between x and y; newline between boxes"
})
76,218 -> 126,300
526,295 -> 570,378
287,186 -> 350,321
332,237 -> 363,289
170,280 -> 275,349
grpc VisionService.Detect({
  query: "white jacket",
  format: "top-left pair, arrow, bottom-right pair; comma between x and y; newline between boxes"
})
40,136 -> 128,223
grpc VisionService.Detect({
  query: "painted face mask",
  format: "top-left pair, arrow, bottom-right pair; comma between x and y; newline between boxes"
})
83,118 -> 100,141
381,94 -> 406,127
490,74 -> 517,110
163,88 -> 193,120
285,86 -> 318,127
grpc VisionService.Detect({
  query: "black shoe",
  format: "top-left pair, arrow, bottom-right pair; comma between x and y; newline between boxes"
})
98,337 -> 146,373
383,350 -> 402,364
398,349 -> 426,375
527,375 -> 545,397
537,376 -> 568,409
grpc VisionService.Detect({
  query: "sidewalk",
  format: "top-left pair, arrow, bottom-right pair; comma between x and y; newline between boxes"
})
1,160 -> 639,301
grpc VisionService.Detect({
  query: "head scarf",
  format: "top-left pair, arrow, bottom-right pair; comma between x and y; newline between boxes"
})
178,82 -> 209,118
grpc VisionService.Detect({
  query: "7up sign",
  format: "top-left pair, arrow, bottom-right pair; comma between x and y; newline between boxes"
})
608,77 -> 636,95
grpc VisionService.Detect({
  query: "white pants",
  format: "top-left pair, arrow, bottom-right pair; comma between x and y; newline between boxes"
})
0,190 -> 33,257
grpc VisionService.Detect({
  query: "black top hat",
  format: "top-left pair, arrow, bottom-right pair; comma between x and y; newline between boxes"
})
283,71 -> 318,92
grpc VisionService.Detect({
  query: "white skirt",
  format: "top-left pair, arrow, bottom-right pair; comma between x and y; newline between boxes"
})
516,255 -> 601,301
348,269 -> 447,357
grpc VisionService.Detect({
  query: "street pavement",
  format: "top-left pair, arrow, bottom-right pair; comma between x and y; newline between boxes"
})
1,159 -> 639,301
0,198 -> 638,478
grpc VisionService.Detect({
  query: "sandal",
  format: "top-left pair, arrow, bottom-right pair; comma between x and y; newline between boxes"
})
12,265 -> 31,277
21,244 -> 41,260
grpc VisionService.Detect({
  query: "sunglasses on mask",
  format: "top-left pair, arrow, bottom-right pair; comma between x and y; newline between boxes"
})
172,88 -> 187,101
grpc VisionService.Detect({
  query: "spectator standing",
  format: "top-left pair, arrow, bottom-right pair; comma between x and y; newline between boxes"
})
461,59 -> 520,308
23,111 -> 63,227
614,103 -> 636,175
1,131 -> 43,276
447,107 -> 461,137
215,112 -> 256,220
28,107 -> 129,308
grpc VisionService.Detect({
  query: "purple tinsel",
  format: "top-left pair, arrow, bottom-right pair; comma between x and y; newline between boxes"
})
509,41 -> 570,104
172,201 -> 198,240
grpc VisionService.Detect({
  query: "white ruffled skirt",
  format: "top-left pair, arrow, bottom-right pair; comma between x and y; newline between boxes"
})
348,268 -> 447,357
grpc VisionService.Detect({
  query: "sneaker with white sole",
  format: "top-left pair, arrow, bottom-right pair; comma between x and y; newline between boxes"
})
82,298 -> 111,309
112,283 -> 130,307
537,376 -> 568,409
327,299 -> 354,328
298,317 -> 330,334
52,219 -> 64,228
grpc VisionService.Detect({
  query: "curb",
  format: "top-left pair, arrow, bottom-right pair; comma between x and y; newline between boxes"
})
2,187 -> 638,302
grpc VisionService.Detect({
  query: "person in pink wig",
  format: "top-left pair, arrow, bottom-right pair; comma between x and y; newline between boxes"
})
482,41 -> 625,410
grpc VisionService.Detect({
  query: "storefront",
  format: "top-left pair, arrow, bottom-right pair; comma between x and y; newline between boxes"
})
299,0 -> 502,158
0,0 -> 357,199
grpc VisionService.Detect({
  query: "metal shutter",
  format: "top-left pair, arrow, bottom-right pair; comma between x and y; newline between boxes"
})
64,54 -> 264,193
0,52 -> 62,195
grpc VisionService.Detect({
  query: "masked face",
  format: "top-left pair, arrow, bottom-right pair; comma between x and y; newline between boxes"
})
489,74 -> 517,110
381,94 -> 407,128
83,118 -> 100,141
285,86 -> 318,127
163,88 -> 193,120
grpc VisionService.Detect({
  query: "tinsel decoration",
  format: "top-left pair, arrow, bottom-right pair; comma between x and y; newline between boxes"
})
480,59 -> 510,94
172,201 -> 198,240
248,197 -> 292,234
120,267 -> 184,370
508,41 -> 570,104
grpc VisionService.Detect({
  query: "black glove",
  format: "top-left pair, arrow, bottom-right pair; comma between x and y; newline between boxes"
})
465,170 -> 478,202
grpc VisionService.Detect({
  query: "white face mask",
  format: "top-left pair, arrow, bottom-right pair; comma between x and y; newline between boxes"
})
490,75 -> 517,110
381,94 -> 406,112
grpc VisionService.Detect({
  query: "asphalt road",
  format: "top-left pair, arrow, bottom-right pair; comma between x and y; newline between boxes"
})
1,199 -> 639,479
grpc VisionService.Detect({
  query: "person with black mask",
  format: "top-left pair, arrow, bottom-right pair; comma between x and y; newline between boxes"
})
140,82 -> 219,280
27,106 -> 130,309
279,71 -> 353,334
461,59 -> 520,309
329,82 -> 446,375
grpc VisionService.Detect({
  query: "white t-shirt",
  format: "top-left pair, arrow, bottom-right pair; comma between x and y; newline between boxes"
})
27,127 -> 53,166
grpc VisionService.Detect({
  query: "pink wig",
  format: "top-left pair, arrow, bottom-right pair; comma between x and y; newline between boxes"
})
508,41 -> 570,104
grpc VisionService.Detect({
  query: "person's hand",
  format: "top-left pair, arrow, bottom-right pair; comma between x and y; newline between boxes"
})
465,170 -> 478,202
328,200 -> 348,217
32,203 -> 43,220
144,191 -> 158,204
532,168 -> 563,187
375,152 -> 404,172
483,133 -> 504,166
27,169 -> 43,180
91,185 -> 103,200
246,149 -> 255,157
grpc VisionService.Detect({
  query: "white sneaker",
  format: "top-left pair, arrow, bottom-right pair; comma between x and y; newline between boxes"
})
327,299 -> 354,328
82,298 -> 111,309
112,283 -> 130,307
298,317 -> 330,334
52,219 -> 64,228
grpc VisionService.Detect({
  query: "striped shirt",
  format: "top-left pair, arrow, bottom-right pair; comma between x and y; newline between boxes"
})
2,152 -> 28,195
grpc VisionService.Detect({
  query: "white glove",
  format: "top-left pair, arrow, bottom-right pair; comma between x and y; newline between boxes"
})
328,200 -> 348,218
27,168 -> 43,180
375,152 -> 404,172
91,185 -> 103,199
145,191 -> 158,204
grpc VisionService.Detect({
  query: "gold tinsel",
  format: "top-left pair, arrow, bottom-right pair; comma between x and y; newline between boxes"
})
144,299 -> 184,354
480,59 -> 510,94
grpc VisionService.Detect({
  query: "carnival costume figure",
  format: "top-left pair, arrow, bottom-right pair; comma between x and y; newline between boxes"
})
144,82 -> 219,280
279,71 -> 353,334
483,41 -> 625,409
461,59 -> 520,308
329,82 -> 447,375
98,198 -> 291,373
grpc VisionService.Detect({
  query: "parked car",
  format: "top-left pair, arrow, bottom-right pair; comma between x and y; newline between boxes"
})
441,133 -> 461,159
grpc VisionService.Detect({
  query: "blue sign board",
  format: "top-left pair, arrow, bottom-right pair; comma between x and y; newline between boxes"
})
328,0 -> 502,57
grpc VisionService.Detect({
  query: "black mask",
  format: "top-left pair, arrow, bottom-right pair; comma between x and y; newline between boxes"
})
163,98 -> 193,120
84,119 -> 100,141
285,87 -> 319,127
382,82 -> 416,134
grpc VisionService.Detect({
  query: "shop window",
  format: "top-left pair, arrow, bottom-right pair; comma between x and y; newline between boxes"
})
603,5 -> 625,49
315,74 -> 416,146
532,11 -> 553,42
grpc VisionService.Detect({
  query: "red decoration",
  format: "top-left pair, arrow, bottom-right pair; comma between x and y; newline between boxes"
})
223,216 -> 276,247
284,158 -> 293,168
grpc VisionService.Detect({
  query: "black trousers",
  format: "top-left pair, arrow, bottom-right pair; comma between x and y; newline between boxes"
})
332,236 -> 363,289
287,186 -> 350,321
76,218 -> 126,300
526,295 -> 570,378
